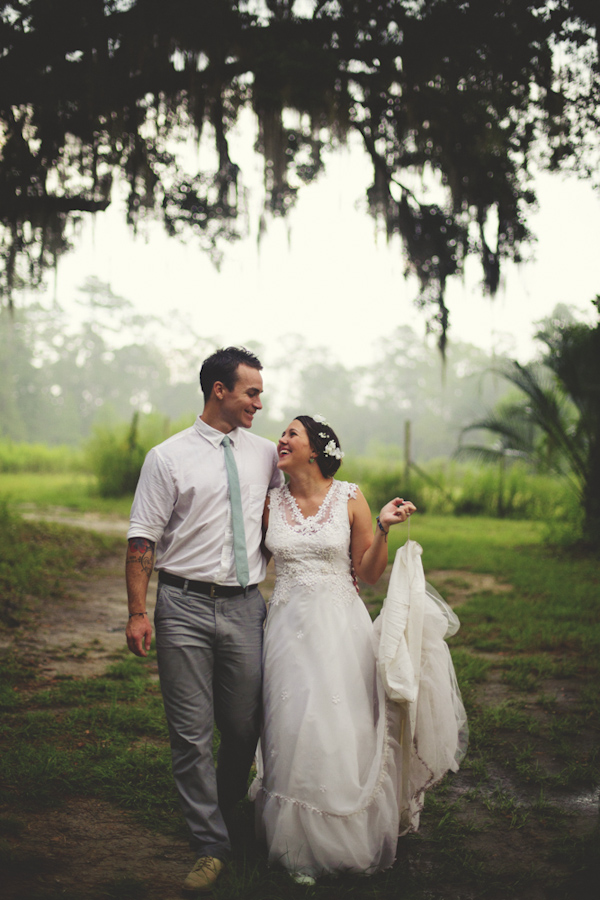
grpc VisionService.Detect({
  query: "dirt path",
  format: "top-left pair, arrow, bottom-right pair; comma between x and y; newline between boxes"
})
8,510 -> 510,681
5,512 -> 137,678
3,512 -> 598,899
4,512 -> 265,900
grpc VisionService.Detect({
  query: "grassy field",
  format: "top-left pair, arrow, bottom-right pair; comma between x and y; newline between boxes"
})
1,432 -> 580,525
0,503 -> 598,899
0,472 -> 133,517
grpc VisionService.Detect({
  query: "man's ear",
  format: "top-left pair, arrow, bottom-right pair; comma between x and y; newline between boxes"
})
212,380 -> 227,400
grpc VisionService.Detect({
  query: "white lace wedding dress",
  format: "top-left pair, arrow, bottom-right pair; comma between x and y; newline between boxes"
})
249,480 -> 467,877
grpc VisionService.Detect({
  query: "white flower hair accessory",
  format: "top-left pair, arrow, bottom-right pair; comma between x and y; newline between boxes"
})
313,414 -> 328,425
324,440 -> 344,460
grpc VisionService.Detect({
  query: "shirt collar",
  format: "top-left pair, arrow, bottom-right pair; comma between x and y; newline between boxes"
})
194,416 -> 241,449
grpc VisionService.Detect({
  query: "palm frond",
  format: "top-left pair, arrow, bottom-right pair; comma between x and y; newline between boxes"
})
491,362 -> 587,482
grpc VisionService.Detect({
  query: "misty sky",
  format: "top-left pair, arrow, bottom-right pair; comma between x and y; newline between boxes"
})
49,130 -> 600,371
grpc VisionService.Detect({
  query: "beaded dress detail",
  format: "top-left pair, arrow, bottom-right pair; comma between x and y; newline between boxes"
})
267,480 -> 359,608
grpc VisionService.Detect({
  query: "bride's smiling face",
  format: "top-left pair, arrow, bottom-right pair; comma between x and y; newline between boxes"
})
277,420 -> 316,470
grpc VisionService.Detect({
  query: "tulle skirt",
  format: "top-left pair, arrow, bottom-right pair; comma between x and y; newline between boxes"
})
249,573 -> 467,877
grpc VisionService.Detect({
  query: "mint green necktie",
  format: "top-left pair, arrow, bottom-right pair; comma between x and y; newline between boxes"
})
221,435 -> 250,588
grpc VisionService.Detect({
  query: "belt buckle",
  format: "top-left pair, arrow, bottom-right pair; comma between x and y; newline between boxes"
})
209,584 -> 218,599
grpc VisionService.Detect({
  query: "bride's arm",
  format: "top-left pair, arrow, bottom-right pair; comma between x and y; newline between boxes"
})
261,496 -> 272,563
349,489 -> 415,585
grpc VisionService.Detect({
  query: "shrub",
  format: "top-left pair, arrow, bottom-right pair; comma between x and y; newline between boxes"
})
86,413 -> 172,498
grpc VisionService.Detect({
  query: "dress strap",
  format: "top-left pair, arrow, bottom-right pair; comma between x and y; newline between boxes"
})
267,486 -> 285,521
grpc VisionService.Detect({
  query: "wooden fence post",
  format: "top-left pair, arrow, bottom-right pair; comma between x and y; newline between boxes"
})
404,420 -> 411,490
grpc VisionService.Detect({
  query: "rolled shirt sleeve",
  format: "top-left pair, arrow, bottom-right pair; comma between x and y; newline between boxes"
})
127,448 -> 176,544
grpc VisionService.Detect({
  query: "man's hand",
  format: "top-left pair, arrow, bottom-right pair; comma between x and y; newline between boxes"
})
126,611 -> 153,657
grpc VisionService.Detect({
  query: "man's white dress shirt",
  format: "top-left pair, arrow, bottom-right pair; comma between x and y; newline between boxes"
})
128,417 -> 283,585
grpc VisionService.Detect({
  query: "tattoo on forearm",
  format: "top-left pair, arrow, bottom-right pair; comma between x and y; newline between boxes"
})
126,538 -> 155,577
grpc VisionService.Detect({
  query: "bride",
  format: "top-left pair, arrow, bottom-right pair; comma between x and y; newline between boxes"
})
249,415 -> 466,881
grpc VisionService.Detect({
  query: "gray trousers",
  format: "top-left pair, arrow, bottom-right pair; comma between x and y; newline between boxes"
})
154,581 -> 266,860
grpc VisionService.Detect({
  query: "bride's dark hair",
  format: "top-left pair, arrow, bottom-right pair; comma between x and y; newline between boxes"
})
295,415 -> 343,478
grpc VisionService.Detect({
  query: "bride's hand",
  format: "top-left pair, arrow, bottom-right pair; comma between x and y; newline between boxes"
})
377,498 -> 416,532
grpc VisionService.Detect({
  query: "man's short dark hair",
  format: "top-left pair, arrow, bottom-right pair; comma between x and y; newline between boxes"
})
200,346 -> 263,401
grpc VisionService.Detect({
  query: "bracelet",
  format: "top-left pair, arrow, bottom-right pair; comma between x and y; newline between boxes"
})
128,612 -> 148,619
376,516 -> 388,536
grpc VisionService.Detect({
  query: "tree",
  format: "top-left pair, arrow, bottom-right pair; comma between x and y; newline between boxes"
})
362,326 -> 511,459
0,306 -> 47,441
265,325 -> 512,458
458,302 -> 600,543
2,286 -> 516,456
0,278 -> 204,444
1,1 -> 599,347
537,300 -> 600,541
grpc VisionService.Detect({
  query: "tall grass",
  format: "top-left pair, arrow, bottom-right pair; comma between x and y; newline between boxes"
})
0,426 -> 580,528
0,440 -> 87,473
0,472 -> 133,516
0,414 -> 190,509
343,456 -> 575,523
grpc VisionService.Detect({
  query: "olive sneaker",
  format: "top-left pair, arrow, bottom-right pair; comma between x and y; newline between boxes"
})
182,856 -> 225,893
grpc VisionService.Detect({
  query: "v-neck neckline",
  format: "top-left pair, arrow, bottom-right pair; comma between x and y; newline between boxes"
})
285,480 -> 336,523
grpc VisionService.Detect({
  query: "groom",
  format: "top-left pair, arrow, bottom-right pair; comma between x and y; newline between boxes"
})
125,346 -> 283,893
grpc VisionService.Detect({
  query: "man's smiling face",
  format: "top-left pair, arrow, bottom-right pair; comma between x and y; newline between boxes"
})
219,364 -> 264,430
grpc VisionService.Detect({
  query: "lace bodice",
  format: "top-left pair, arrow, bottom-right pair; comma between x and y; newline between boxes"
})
265,480 -> 359,607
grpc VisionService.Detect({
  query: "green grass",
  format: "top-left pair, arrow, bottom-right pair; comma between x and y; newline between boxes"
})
0,440 -> 87,474
343,456 -> 576,523
392,513 -> 546,567
1,505 -> 599,899
0,500 -> 122,627
0,472 -> 134,516
0,652 -> 177,825
0,446 -> 581,526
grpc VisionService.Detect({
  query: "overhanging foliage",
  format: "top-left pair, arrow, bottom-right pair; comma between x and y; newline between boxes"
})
1,1 -> 599,347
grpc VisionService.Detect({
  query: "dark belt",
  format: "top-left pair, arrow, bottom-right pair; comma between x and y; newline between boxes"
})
158,570 -> 257,598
